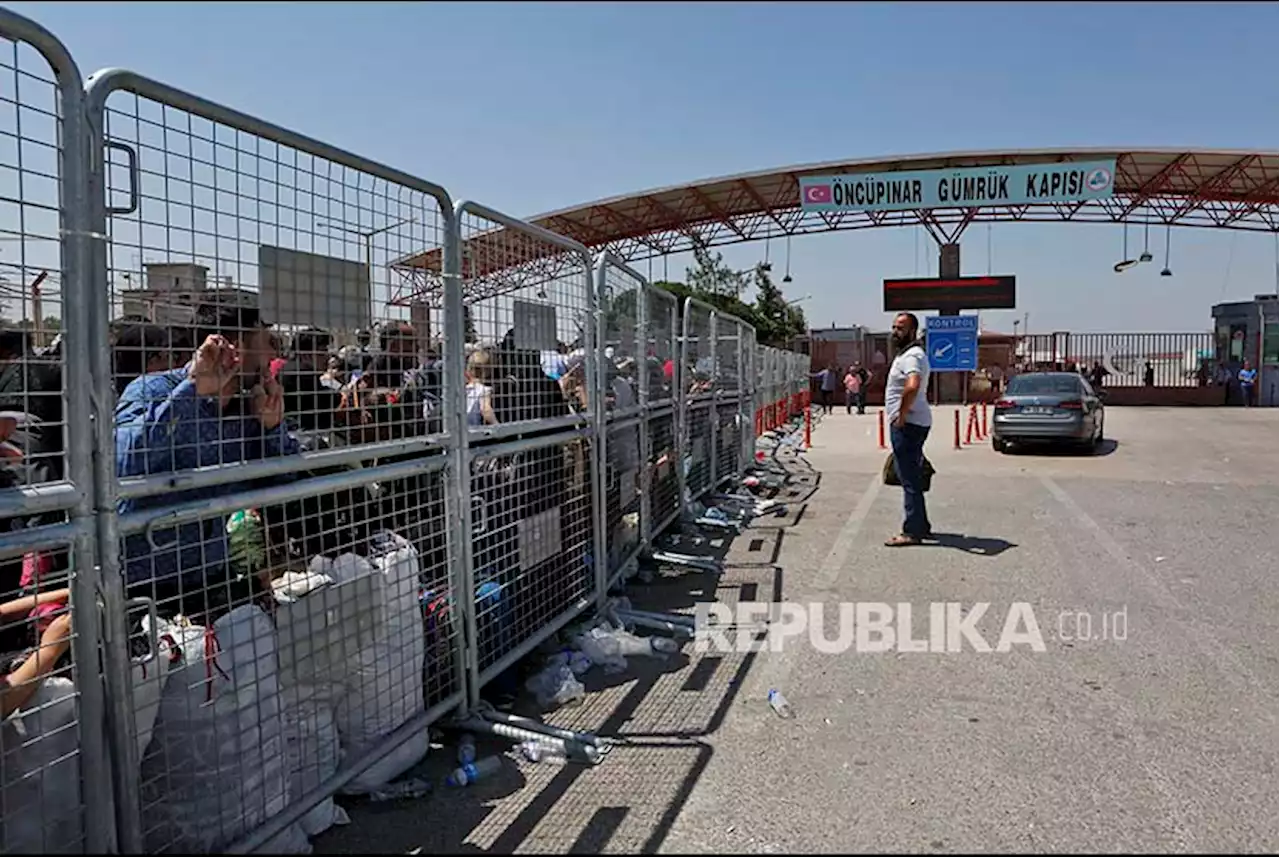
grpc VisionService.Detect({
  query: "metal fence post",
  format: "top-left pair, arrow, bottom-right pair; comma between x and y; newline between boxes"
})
707,311 -> 720,486
0,8 -> 119,853
81,65 -> 142,857
82,64 -> 466,853
677,299 -> 691,515
591,254 -> 611,611
441,202 -> 474,715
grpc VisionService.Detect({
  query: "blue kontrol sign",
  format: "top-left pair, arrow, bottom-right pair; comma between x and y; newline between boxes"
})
925,315 -> 979,372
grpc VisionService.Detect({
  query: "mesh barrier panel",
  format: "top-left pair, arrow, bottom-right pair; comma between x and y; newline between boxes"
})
0,542 -> 84,855
645,288 -> 677,409
86,64 -> 463,855
645,410 -> 680,537
715,401 -> 742,484
0,7 -> 815,850
0,26 -> 102,857
604,420 -> 643,585
715,316 -> 740,397
454,207 -> 593,440
468,435 -> 595,678
684,404 -> 713,502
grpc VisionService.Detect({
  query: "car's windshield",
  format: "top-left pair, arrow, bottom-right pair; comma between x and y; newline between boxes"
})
1006,374 -> 1082,396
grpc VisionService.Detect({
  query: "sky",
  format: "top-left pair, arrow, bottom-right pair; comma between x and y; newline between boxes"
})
4,0 -> 1278,333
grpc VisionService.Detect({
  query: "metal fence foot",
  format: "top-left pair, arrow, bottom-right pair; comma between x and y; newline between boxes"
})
645,549 -> 723,574
451,714 -> 606,765
613,608 -> 695,635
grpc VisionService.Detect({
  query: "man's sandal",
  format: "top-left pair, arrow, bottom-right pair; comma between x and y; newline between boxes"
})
884,534 -> 921,547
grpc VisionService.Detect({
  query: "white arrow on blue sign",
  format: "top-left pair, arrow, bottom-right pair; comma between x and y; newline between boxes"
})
925,315 -> 979,372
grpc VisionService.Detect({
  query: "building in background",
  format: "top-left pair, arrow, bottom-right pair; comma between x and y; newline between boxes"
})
1211,293 -> 1278,407
118,262 -> 258,326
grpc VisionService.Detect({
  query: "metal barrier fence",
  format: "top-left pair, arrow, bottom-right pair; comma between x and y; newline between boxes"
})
0,6 -> 812,854
1016,332 -> 1216,387
753,346 -> 809,433
0,13 -> 113,855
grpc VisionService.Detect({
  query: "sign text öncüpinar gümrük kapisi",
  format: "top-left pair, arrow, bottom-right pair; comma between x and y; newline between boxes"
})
799,159 -> 1117,213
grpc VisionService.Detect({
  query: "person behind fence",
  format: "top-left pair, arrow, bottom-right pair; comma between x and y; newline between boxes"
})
278,325 -> 341,434
1088,359 -> 1109,390
111,321 -> 185,396
0,327 -> 64,477
883,312 -> 933,548
362,321 -> 420,389
466,348 -> 498,427
0,597 -> 71,719
114,305 -> 299,614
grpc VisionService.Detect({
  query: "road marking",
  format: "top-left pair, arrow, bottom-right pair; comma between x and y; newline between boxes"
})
737,473 -> 882,720
1041,475 -> 1276,728
810,474 -> 883,597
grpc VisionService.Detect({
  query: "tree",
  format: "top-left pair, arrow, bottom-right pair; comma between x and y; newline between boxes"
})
42,316 -> 61,332
655,279 -> 761,333
685,244 -> 749,300
751,263 -> 791,346
600,287 -> 639,343
783,303 -> 808,346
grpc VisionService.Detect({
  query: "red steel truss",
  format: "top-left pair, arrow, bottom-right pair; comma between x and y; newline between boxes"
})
390,148 -> 1277,303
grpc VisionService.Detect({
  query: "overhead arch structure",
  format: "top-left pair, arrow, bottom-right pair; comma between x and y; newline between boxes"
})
391,147 -> 1278,303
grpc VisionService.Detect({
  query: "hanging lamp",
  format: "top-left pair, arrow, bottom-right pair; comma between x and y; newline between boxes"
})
1160,223 -> 1173,276
1114,221 -> 1138,273
1139,209 -> 1153,263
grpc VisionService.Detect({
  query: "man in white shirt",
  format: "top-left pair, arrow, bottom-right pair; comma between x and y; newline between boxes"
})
883,312 -> 933,546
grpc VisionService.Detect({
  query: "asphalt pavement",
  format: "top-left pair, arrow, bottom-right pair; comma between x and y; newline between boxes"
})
316,405 -> 1279,854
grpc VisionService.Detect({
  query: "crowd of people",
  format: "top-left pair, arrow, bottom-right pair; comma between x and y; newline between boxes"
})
0,303 -> 735,700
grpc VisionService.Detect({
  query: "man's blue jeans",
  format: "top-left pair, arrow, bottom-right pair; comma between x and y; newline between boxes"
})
890,421 -> 931,538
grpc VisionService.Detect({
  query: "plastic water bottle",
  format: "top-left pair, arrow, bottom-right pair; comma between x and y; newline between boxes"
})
445,755 -> 502,787
367,777 -> 432,802
519,740 -> 567,763
767,688 -> 795,719
649,637 -> 680,655
457,733 -> 476,765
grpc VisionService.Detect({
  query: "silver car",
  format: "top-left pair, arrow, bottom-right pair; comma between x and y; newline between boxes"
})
991,372 -> 1105,453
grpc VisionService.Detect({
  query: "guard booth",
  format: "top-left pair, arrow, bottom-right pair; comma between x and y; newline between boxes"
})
1212,293 -> 1278,407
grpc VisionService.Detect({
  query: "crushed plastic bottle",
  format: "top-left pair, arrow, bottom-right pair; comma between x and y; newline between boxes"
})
649,636 -> 680,655
368,777 -> 432,802
767,689 -> 795,719
525,663 -> 585,708
457,733 -> 476,765
518,740 -> 568,763
445,755 -> 502,787
545,648 -> 593,677
574,626 -> 628,674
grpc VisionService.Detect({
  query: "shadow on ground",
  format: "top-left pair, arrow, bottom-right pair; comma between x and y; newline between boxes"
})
313,442 -> 820,855
920,533 -> 1018,557
1004,438 -> 1120,458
